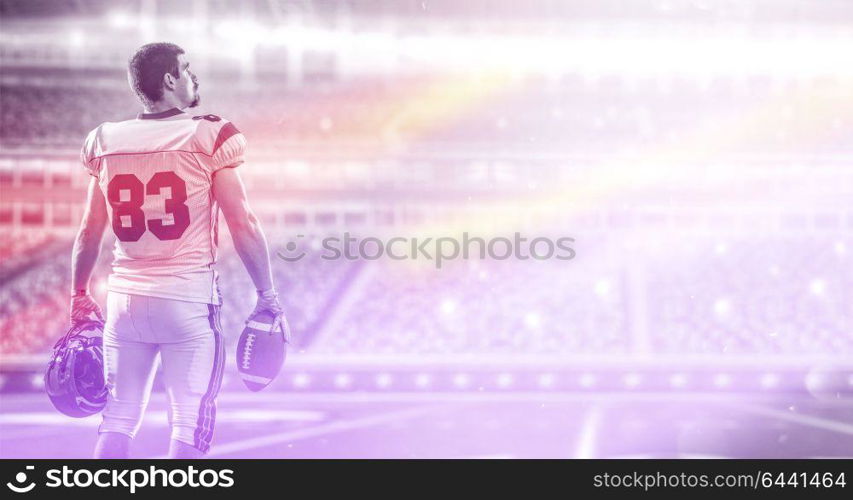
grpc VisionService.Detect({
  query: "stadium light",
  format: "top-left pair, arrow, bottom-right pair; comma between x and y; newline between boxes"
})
713,373 -> 732,388
579,373 -> 596,389
414,373 -> 432,389
496,373 -> 514,389
623,373 -> 642,389
669,373 -> 688,389
440,299 -> 457,315
809,279 -> 826,297
594,279 -> 610,297
452,373 -> 471,389
68,30 -> 85,48
538,373 -> 556,388
214,20 -> 263,59
333,373 -> 353,389
760,373 -> 780,389
396,31 -> 853,76
292,373 -> 311,389
154,20 -> 853,76
107,10 -> 132,29
375,373 -> 393,389
713,298 -> 731,318
524,312 -> 541,329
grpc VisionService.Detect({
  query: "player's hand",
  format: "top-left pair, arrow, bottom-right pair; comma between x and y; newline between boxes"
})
250,288 -> 290,343
70,292 -> 104,325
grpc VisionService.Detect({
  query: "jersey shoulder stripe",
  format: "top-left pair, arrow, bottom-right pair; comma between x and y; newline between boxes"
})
213,122 -> 240,155
192,116 -> 240,153
190,115 -> 247,172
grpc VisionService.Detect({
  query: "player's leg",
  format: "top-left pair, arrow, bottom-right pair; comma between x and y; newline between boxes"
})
167,438 -> 205,459
96,292 -> 160,459
156,299 -> 225,458
94,432 -> 131,459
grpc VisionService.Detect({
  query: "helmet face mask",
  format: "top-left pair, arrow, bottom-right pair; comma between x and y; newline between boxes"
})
45,321 -> 108,418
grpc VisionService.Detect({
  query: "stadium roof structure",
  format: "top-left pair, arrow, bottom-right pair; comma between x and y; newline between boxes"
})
2,0 -> 852,23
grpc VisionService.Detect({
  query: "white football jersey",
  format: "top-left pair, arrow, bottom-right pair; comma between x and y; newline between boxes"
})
81,108 -> 246,304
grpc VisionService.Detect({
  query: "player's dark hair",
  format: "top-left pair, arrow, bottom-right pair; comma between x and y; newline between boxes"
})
127,42 -> 185,105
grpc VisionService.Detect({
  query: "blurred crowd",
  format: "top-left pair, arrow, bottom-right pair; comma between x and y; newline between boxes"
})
3,75 -> 851,153
1,230 -> 850,359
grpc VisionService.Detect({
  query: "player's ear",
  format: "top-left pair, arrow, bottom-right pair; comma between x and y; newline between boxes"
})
163,72 -> 176,91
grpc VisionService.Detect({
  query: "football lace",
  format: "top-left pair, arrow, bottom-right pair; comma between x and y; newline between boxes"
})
241,333 -> 256,370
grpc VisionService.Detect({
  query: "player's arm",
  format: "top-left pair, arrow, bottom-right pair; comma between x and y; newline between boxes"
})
70,176 -> 107,323
213,167 -> 274,291
213,167 -> 285,329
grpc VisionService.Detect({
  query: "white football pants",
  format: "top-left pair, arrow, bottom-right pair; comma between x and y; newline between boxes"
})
99,291 -> 225,453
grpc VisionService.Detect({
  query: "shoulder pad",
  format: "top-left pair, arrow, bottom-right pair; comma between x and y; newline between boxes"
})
193,114 -> 222,122
191,115 -> 242,156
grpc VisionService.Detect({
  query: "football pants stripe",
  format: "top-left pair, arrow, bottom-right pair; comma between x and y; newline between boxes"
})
193,304 -> 224,453
204,305 -> 226,449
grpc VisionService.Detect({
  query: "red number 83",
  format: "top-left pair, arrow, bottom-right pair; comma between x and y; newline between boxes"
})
107,172 -> 191,242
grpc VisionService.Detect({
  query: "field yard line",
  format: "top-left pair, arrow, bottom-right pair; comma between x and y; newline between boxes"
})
574,405 -> 603,458
175,404 -> 443,458
737,403 -> 853,436
6,391 -> 853,405
205,392 -> 814,404
0,409 -> 326,427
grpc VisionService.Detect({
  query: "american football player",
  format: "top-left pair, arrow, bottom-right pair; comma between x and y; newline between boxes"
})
70,42 -> 285,458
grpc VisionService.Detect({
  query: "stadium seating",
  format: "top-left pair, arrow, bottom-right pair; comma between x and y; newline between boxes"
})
646,237 -> 852,354
0,230 -> 361,356
1,75 -> 851,362
312,258 -> 628,355
1,230 -> 849,359
3,76 -> 851,153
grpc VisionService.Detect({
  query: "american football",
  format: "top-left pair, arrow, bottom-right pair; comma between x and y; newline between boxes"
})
236,310 -> 288,392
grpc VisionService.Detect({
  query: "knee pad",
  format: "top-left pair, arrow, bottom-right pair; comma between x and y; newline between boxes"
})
169,400 -> 217,453
98,398 -> 146,438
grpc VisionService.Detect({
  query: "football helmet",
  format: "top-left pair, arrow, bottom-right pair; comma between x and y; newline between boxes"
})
45,320 -> 108,418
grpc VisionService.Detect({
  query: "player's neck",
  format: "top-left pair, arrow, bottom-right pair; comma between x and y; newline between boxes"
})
143,99 -> 184,115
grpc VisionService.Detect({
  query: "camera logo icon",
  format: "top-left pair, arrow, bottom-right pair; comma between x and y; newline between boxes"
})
6,466 -> 35,493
